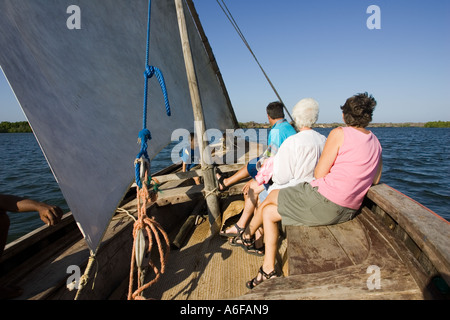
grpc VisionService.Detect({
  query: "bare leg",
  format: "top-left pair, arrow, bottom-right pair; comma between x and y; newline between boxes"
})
261,203 -> 282,273
246,190 -> 281,287
222,180 -> 264,236
216,164 -> 250,191
245,189 -> 279,238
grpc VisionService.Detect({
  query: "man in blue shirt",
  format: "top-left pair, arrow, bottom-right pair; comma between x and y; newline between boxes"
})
216,101 -> 296,192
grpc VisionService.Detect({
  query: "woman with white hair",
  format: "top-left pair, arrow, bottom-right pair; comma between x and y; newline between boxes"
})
227,98 -> 326,255
260,98 -> 326,201
245,92 -> 383,289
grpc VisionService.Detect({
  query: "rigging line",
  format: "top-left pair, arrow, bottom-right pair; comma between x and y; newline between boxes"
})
216,0 -> 293,122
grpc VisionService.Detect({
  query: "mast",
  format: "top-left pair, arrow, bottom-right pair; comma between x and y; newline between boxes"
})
174,0 -> 222,235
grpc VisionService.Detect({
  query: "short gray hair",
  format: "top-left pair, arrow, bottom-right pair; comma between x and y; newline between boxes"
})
292,98 -> 320,129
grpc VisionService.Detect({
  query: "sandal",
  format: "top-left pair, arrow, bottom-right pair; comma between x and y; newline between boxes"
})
220,223 -> 245,238
230,234 -> 265,256
215,167 -> 228,192
246,266 -> 278,289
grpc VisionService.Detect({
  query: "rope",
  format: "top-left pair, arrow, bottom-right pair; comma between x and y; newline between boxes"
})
128,0 -> 171,300
74,254 -> 98,300
136,0 -> 172,188
215,0 -> 293,123
204,187 -> 218,199
128,172 -> 170,300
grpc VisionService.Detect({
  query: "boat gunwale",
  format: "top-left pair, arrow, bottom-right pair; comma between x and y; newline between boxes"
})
366,184 -> 450,287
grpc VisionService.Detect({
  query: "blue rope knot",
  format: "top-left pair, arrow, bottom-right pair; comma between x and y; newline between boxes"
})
135,129 -> 152,189
138,128 -> 152,146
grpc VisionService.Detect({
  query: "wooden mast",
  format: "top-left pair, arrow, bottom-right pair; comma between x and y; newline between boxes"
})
174,0 -> 221,235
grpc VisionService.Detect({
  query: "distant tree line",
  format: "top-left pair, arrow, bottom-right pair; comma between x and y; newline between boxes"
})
1,120 -> 447,133
424,121 -> 450,128
239,121 -> 449,129
0,121 -> 32,133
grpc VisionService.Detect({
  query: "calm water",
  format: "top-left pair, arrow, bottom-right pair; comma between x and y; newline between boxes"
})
1,128 -> 449,243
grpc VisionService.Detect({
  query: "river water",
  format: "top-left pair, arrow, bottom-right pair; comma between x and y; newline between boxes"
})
1,127 -> 449,243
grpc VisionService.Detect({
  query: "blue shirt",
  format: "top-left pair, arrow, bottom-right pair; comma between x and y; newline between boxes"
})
266,119 -> 297,157
181,146 -> 199,171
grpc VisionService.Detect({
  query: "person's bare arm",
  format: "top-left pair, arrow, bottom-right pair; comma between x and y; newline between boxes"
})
314,127 -> 344,179
0,194 -> 63,226
372,158 -> 383,185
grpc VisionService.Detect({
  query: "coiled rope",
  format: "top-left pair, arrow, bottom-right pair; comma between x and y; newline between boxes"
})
128,171 -> 170,300
128,0 -> 171,300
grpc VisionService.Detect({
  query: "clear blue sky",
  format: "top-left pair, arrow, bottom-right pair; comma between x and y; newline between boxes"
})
1,0 -> 449,124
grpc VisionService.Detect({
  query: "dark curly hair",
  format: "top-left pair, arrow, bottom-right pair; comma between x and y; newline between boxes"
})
340,92 -> 377,128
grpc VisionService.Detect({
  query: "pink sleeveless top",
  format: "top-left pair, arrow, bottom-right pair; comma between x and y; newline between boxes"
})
310,127 -> 382,210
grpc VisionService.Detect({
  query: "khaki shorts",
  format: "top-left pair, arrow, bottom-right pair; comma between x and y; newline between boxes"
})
277,182 -> 356,227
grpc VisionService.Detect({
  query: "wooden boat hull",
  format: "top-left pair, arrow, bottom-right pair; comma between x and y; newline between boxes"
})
1,162 -> 449,300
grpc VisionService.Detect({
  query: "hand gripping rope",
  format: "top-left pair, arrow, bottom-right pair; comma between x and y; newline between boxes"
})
129,0 -> 171,300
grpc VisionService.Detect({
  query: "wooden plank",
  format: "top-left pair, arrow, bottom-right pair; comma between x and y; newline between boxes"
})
124,177 -> 248,211
285,217 -> 370,276
153,163 -> 243,183
121,184 -> 205,210
0,214 -> 82,289
360,207 -> 441,299
155,184 -> 204,206
12,207 -> 137,300
240,264 -> 423,300
286,226 -> 354,275
367,184 -> 450,285
172,199 -> 206,249
2,213 -> 76,261
326,218 -> 370,265
241,210 -> 425,300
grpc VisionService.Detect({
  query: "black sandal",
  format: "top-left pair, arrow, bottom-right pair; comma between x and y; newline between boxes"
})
246,266 -> 278,289
215,167 -> 228,192
230,234 -> 265,256
220,223 -> 245,238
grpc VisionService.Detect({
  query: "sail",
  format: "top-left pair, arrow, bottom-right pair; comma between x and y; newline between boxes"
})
0,0 -> 238,252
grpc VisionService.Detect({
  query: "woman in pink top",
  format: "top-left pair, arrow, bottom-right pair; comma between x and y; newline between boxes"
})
244,92 -> 383,289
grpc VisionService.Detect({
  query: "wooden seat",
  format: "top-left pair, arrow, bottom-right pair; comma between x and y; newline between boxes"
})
241,211 -> 424,300
285,218 -> 369,276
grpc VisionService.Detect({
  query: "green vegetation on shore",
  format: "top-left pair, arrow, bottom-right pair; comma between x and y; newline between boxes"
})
423,121 -> 450,128
238,121 -> 449,129
1,120 -> 448,133
0,121 -> 32,133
